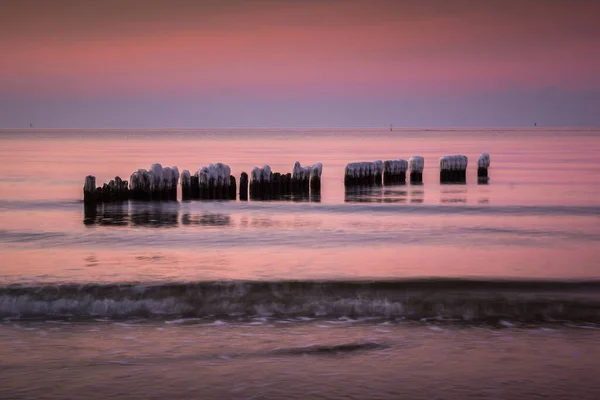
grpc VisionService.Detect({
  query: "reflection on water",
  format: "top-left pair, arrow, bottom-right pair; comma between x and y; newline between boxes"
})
441,186 -> 467,204
83,203 -> 321,229
182,213 -> 231,226
345,184 -> 424,204
84,202 -> 182,228
248,192 -> 321,203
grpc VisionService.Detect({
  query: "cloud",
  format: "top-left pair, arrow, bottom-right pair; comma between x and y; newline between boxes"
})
1,0 -> 599,126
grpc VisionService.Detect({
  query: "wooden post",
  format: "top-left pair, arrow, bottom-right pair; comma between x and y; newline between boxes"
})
409,156 -> 424,184
477,153 -> 490,182
383,161 -> 392,185
250,167 -> 261,200
240,172 -> 248,200
440,155 -> 467,183
310,163 -> 322,194
229,175 -> 237,200
273,172 -> 281,198
261,165 -> 272,200
344,163 -> 356,187
374,160 -> 383,185
83,175 -> 97,204
181,170 -> 192,200
190,175 -> 199,200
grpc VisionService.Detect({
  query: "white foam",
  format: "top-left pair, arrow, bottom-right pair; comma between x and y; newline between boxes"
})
165,318 -> 202,324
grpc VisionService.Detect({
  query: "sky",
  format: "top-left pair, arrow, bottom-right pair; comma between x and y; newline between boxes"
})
1,0 -> 599,128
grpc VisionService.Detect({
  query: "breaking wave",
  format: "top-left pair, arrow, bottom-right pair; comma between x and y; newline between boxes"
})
2,279 -> 600,323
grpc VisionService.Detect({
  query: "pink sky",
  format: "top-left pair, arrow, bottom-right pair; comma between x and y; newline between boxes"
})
1,0 -> 599,127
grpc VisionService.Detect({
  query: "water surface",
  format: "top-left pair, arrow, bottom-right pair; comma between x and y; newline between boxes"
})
1,128 -> 599,399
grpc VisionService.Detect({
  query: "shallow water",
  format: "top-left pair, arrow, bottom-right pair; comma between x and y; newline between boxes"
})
1,128 -> 600,284
2,320 -> 600,400
1,128 -> 599,398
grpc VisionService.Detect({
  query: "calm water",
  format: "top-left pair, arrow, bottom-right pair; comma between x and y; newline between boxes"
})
1,128 -> 600,399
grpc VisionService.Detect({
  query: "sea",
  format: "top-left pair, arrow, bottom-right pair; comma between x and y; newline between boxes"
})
1,128 -> 599,399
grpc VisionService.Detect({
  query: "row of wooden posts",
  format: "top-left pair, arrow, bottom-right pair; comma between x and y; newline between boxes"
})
83,154 -> 490,204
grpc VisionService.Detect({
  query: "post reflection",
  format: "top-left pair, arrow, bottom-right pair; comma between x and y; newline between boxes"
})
181,213 -> 231,226
248,192 -> 321,203
83,203 -> 322,230
83,202 -> 179,228
345,183 -> 424,204
440,187 -> 467,204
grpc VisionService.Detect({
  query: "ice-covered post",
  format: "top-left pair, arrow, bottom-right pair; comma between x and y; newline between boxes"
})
290,162 -> 312,194
439,157 -> 448,182
130,169 -> 151,200
458,155 -> 467,182
83,175 -> 96,203
206,164 -> 217,199
113,176 -> 128,201
240,172 -> 249,200
440,155 -> 467,183
374,160 -> 383,185
193,163 -> 232,200
344,163 -> 357,186
217,163 -> 231,200
383,161 -> 392,185
130,171 -> 140,200
383,160 -> 407,185
181,170 -> 192,200
359,162 -> 369,185
150,163 -> 163,200
250,167 -> 261,199
83,175 -> 97,203
409,156 -> 424,184
310,163 -> 323,193
477,153 -> 490,180
261,165 -> 273,199
169,167 -> 179,200
196,167 -> 208,199
302,166 -> 311,192
292,161 -> 303,194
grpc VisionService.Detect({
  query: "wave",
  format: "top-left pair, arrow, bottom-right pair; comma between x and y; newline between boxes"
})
2,279 -> 600,323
